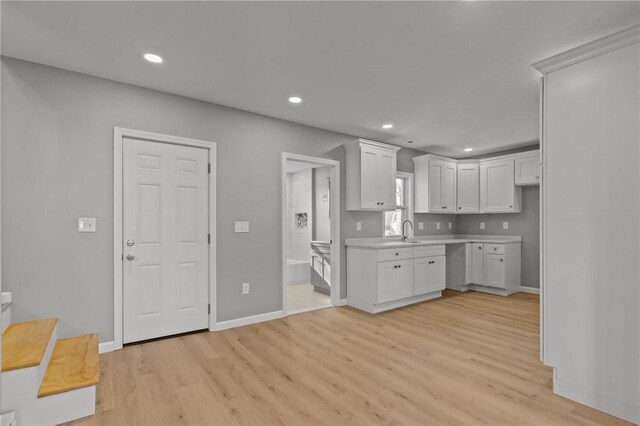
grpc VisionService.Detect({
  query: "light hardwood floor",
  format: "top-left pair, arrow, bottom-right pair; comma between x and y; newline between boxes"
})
71,291 -> 632,425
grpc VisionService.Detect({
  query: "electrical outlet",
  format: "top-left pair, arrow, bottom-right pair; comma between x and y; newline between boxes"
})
242,283 -> 250,295
448,222 -> 452,230
356,222 -> 362,231
503,221 -> 509,229
480,222 -> 485,230
436,222 -> 440,230
418,222 -> 424,230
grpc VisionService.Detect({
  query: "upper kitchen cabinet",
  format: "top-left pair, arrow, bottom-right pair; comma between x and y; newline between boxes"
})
413,154 -> 457,213
479,158 -> 522,213
345,139 -> 401,211
456,161 -> 480,213
514,150 -> 540,186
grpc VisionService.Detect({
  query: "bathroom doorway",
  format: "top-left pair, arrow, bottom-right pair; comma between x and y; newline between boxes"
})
281,153 -> 340,315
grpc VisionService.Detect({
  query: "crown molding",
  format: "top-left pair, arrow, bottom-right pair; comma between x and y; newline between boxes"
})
532,25 -> 640,75
343,138 -> 402,152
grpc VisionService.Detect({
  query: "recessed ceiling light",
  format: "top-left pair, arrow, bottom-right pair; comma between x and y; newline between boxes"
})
464,148 -> 474,152
143,53 -> 163,64
289,96 -> 302,104
382,124 -> 393,129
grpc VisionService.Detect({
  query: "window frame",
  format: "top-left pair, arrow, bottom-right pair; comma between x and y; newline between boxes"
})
383,171 -> 414,238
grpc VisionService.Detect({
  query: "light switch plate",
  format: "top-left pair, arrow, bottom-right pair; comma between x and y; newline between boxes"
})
242,283 -> 250,295
356,222 -> 362,231
235,221 -> 250,233
436,222 -> 440,230
503,221 -> 509,229
448,222 -> 452,229
418,222 -> 424,230
480,222 -> 485,230
78,217 -> 96,233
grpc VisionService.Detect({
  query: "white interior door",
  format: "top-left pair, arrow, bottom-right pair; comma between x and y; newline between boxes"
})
123,137 -> 209,344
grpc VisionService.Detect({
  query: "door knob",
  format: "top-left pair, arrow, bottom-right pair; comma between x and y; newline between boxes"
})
126,254 -> 135,261
126,239 -> 135,247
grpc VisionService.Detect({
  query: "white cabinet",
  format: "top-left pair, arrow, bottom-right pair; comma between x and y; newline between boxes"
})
345,139 -> 400,211
471,243 -> 484,284
457,162 -> 479,213
479,159 -> 522,213
414,256 -> 446,295
465,242 -> 521,294
413,155 -> 457,213
515,151 -> 540,186
347,244 -> 446,313
377,259 -> 413,303
484,254 -> 506,288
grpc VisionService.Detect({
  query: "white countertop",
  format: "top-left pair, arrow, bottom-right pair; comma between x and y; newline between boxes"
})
345,234 -> 521,249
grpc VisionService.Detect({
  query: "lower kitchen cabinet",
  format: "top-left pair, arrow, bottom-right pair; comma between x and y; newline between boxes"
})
347,245 -> 446,313
464,242 -> 521,295
378,259 -> 413,303
414,256 -> 445,295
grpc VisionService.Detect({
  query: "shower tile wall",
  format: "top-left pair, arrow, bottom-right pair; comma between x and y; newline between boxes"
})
288,169 -> 313,262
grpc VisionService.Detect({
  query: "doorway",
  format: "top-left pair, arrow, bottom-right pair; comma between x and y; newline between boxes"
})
114,128 -> 217,350
281,153 -> 340,315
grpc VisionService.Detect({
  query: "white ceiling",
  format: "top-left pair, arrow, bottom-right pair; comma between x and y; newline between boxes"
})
2,1 -> 639,157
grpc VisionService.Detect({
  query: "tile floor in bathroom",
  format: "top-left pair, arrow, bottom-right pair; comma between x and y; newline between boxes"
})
287,282 -> 331,313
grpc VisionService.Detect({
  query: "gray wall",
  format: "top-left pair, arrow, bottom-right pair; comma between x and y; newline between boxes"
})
456,186 -> 540,288
2,58 -> 454,342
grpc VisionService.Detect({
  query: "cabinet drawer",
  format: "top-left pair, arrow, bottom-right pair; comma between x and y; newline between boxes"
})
413,245 -> 445,258
377,247 -> 413,262
484,244 -> 504,254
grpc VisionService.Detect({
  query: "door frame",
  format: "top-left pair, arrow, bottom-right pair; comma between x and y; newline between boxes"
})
281,153 -> 341,315
113,127 -> 217,350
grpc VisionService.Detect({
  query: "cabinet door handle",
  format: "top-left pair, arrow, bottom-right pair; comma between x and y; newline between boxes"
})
398,265 -> 401,268
500,259 -> 504,262
478,246 -> 482,250
509,205 -> 513,208
458,207 -> 462,210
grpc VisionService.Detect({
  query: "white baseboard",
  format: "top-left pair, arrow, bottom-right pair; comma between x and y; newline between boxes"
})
214,310 -> 283,331
99,341 -> 115,354
519,286 -> 540,294
335,298 -> 348,306
554,377 -> 639,424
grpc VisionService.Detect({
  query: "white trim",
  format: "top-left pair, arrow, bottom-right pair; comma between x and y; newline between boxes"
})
335,298 -> 349,306
532,25 -> 640,74
213,310 -> 283,331
281,153 -> 341,316
554,378 -> 640,425
518,286 -> 540,295
113,127 -> 217,350
343,138 -> 402,152
98,341 -> 115,354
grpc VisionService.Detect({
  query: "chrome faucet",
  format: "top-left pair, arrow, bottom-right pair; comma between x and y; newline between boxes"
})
401,219 -> 414,242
